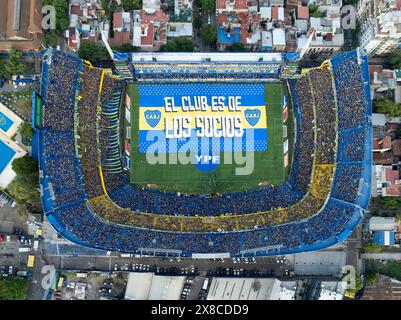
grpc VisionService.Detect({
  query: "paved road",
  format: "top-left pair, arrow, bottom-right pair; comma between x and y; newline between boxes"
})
362,252 -> 401,260
344,225 -> 363,274
44,255 -> 292,276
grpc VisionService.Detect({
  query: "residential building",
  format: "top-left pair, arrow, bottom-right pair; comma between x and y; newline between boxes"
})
358,0 -> 401,55
369,65 -> 398,100
373,165 -> 401,196
111,11 -> 132,46
132,9 -> 168,50
66,0 -> 100,51
297,14 -> 344,55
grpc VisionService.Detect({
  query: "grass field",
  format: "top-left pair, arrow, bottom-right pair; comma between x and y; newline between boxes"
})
128,82 -> 291,193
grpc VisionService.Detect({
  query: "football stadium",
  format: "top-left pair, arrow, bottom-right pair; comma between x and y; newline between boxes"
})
32,49 -> 372,258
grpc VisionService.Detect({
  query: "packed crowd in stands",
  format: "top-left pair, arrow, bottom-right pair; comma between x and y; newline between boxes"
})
76,66 -> 104,198
288,76 -> 314,193
42,52 -> 81,131
133,63 -> 281,82
55,197 -> 360,254
309,67 -> 336,164
40,51 -> 85,208
332,50 -> 369,129
89,193 -> 325,232
338,128 -> 367,162
43,130 -> 75,158
37,49 -> 371,255
331,164 -> 364,204
134,63 -> 282,72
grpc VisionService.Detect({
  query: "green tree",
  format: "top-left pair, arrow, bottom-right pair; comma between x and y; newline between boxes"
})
380,196 -> 401,209
78,42 -> 110,62
9,156 -> 40,213
375,97 -> 401,117
308,4 -> 320,13
100,0 -> 117,16
201,25 -> 217,46
363,242 -> 382,253
0,278 -> 29,300
226,43 -> 247,52
365,273 -> 379,285
0,58 -> 5,78
200,0 -> 215,12
310,11 -> 323,17
194,15 -> 203,30
2,49 -> 28,79
121,0 -> 142,11
43,31 -> 59,47
18,122 -> 34,140
8,173 -> 41,213
11,156 -> 38,176
388,49 -> 401,70
159,37 -> 194,52
111,44 -> 140,52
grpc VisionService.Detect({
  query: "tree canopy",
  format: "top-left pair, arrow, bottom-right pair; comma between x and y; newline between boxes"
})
111,44 -> 140,52
201,25 -> 217,46
388,49 -> 401,70
363,242 -> 382,253
193,14 -> 202,30
199,0 -> 215,12
18,122 -> 34,140
12,156 -> 38,176
78,42 -> 110,63
43,31 -> 59,48
121,0 -> 142,11
380,196 -> 401,210
100,0 -> 117,16
365,273 -> 379,286
308,4 -> 320,13
159,37 -> 194,52
374,97 -> 401,118
9,156 -> 41,213
0,49 -> 28,80
0,278 -> 29,300
226,43 -> 248,52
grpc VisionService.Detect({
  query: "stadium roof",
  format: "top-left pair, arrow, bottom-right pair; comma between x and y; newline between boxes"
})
124,273 -> 186,300
131,52 -> 283,63
368,217 -> 397,231
206,277 -> 296,300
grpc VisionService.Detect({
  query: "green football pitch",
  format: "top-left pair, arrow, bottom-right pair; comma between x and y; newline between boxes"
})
127,82 -> 292,194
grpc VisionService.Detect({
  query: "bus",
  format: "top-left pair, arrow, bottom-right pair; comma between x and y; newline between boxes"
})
27,255 -> 35,268
202,278 -> 210,291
